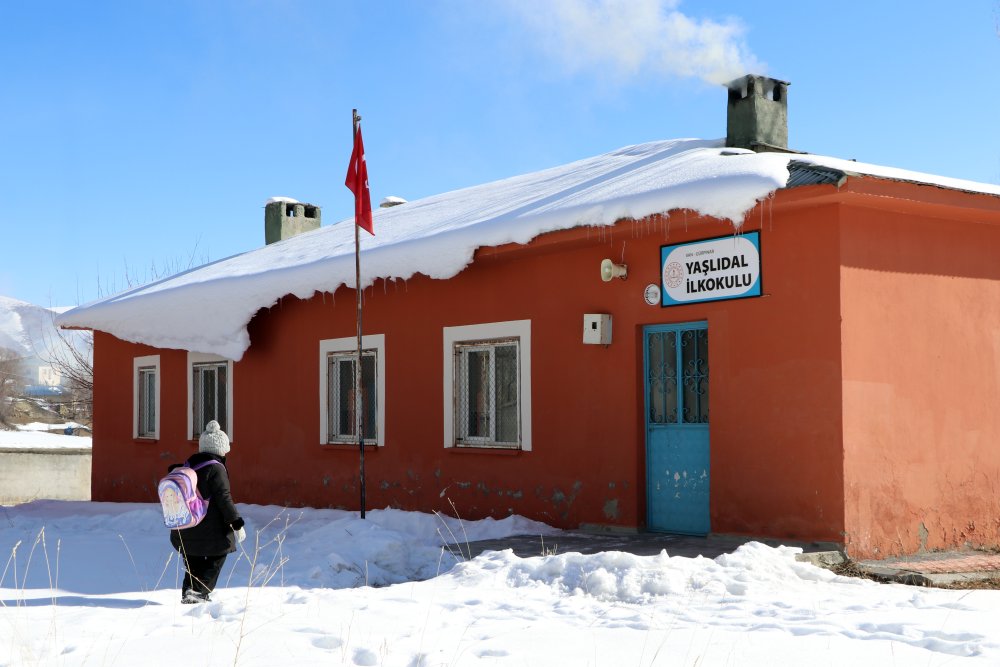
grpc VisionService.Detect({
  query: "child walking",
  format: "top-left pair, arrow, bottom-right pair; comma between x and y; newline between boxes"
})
169,420 -> 245,603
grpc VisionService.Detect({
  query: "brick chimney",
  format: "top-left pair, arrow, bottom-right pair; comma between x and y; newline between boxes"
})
726,75 -> 790,153
264,197 -> 321,245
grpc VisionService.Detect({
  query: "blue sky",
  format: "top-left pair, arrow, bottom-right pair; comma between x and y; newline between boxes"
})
3,0 -> 999,308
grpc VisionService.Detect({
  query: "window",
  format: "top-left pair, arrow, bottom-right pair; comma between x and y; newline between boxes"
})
443,320 -> 531,450
319,335 -> 385,446
646,327 -> 709,425
133,355 -> 160,439
187,353 -> 234,440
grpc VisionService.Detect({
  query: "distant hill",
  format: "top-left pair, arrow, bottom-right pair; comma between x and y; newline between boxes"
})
0,295 -> 91,386
0,295 -> 56,356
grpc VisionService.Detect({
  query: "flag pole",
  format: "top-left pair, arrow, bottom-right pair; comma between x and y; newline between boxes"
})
353,108 -> 366,520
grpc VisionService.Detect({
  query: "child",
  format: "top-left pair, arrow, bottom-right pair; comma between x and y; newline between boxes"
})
169,420 -> 245,603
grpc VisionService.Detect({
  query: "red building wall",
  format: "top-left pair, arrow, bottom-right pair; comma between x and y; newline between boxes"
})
840,181 -> 1000,558
93,189 -> 851,547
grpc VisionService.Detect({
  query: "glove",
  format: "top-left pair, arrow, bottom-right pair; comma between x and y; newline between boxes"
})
235,526 -> 246,543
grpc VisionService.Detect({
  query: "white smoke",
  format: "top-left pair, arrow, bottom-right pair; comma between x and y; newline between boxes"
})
499,0 -> 762,85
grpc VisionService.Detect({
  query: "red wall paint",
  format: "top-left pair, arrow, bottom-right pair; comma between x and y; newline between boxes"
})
92,190 -> 851,550
840,194 -> 1000,558
92,338 -> 192,500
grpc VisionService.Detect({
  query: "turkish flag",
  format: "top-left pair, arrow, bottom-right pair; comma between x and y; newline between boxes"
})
345,126 -> 374,235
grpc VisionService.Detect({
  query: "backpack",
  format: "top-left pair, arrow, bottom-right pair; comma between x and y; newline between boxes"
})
157,459 -> 223,529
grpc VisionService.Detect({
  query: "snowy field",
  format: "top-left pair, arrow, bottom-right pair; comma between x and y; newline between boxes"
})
1,501 -> 999,666
0,430 -> 90,450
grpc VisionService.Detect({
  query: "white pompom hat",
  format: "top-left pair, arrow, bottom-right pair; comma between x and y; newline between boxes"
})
199,420 -> 230,456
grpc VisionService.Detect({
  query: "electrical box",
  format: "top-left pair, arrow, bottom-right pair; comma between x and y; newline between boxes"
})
583,314 -> 612,345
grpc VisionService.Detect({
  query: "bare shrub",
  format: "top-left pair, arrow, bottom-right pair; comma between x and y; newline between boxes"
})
38,326 -> 93,425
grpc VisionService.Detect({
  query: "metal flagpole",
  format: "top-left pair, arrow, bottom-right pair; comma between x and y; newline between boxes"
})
353,108 -> 366,519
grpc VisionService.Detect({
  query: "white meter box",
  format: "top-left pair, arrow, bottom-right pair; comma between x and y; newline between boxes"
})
583,314 -> 612,344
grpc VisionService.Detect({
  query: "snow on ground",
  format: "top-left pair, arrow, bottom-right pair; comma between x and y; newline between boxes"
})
0,430 -> 90,449
14,422 -> 86,433
2,501 -> 998,666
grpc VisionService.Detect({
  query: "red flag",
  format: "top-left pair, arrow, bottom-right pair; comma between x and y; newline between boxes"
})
345,126 -> 374,235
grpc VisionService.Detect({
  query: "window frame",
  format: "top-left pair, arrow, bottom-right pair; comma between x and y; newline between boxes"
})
187,352 -> 234,441
319,334 -> 386,447
443,320 -> 531,451
132,355 -> 160,440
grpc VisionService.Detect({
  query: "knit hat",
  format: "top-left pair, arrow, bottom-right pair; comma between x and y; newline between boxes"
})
198,420 -> 230,456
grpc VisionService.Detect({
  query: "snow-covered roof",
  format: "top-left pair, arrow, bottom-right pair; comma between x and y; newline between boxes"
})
56,138 -> 1000,361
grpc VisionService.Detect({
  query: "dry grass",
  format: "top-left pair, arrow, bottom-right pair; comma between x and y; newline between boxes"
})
833,560 -> 1000,589
933,577 -> 1000,590
831,561 -> 883,582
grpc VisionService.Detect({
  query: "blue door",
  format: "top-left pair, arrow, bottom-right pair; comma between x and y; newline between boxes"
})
644,323 -> 709,534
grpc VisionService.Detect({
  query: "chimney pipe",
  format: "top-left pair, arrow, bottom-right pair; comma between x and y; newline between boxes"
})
264,197 -> 321,245
725,74 -> 790,153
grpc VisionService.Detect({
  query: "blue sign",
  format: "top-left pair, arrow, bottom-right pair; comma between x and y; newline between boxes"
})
660,232 -> 762,306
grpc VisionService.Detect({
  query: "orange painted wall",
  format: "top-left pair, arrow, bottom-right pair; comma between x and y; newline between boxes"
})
92,191 -> 848,546
92,336 -> 192,499
840,189 -> 1000,558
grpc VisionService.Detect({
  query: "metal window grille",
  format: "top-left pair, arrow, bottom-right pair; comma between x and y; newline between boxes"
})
137,366 -> 156,437
454,338 -> 519,447
647,329 -> 708,425
680,329 -> 709,424
327,351 -> 376,444
646,332 -> 678,424
193,362 -> 228,437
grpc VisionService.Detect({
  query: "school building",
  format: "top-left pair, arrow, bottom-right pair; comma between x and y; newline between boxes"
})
60,75 -> 1000,559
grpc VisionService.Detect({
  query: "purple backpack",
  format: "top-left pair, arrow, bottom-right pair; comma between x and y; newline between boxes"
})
157,460 -> 222,529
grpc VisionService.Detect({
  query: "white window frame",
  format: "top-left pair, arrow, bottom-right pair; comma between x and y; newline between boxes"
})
187,352 -> 234,441
443,320 -> 531,451
319,334 -> 386,447
132,355 -> 160,439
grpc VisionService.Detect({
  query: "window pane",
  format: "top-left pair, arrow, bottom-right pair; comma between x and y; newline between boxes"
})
455,339 -> 520,447
647,332 -> 677,424
137,370 -> 146,434
202,367 -> 217,432
193,363 -> 227,437
326,355 -> 340,442
193,366 -> 203,437
361,354 -> 376,440
464,349 -> 491,439
681,329 -> 709,424
138,367 -> 156,437
337,358 -> 354,437
144,371 -> 156,434
494,344 -> 518,443
328,351 -> 377,443
216,364 -> 228,432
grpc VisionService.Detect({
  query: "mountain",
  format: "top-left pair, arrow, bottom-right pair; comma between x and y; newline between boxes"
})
0,295 -> 91,386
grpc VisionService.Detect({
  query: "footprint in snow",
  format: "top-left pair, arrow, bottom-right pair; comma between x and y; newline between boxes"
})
311,635 -> 343,650
475,648 -> 508,658
353,647 -> 378,665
